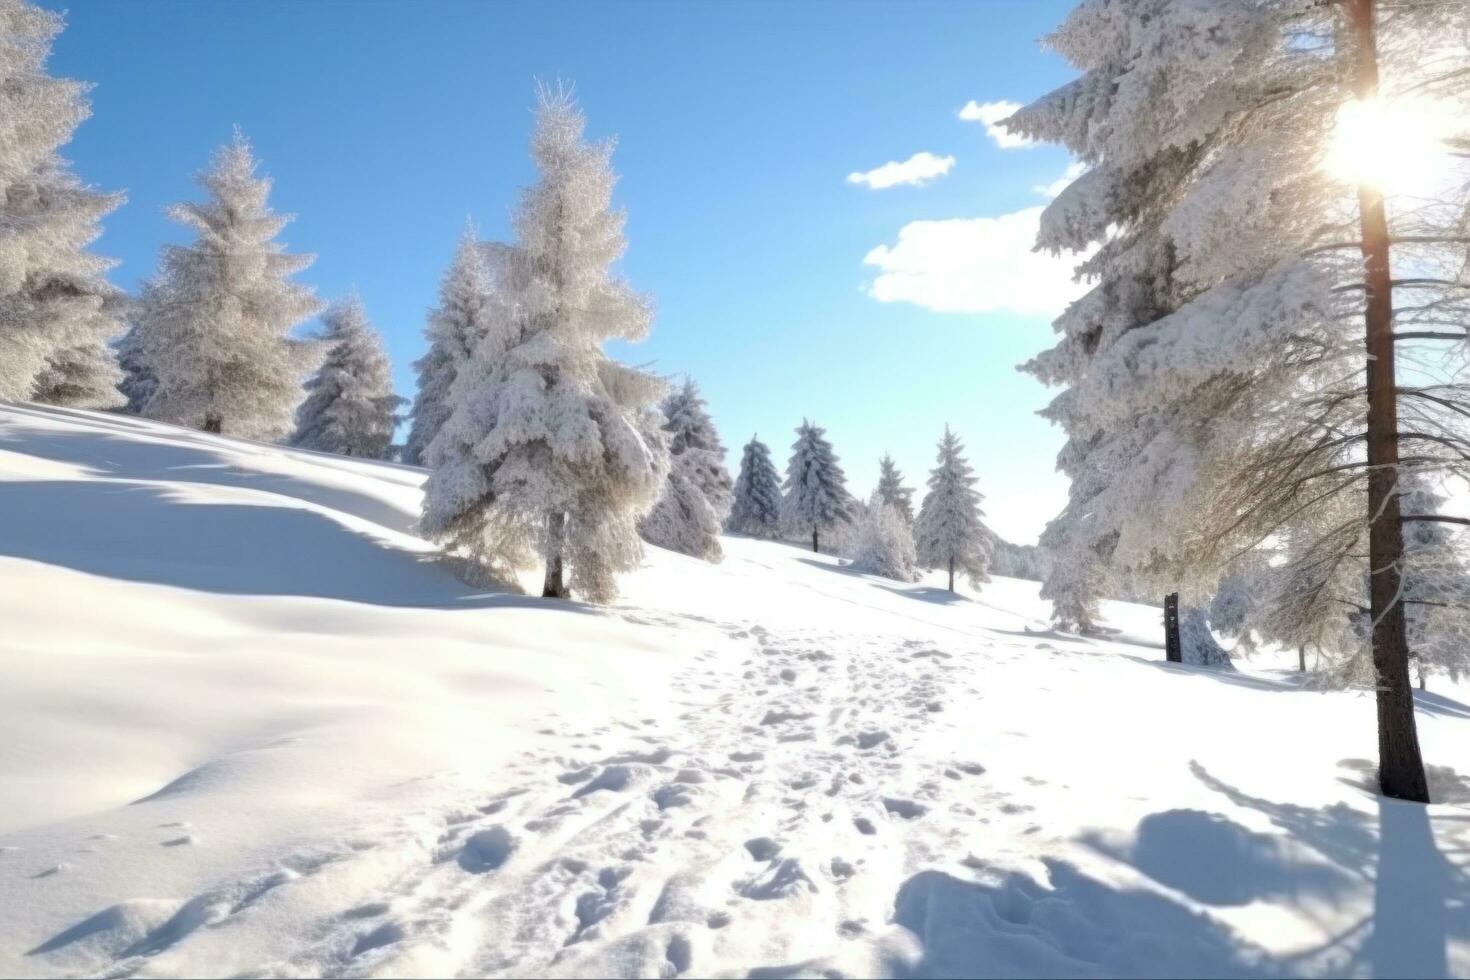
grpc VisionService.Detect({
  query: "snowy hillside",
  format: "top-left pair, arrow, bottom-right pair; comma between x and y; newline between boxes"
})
1,403 -> 1467,979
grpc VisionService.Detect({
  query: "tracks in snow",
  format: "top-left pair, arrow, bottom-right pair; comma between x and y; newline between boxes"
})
42,623 -> 1036,978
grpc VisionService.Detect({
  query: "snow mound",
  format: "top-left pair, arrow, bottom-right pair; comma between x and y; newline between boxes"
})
0,403 -> 1467,978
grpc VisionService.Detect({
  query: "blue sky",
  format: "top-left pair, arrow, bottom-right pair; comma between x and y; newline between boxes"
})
41,0 -> 1083,543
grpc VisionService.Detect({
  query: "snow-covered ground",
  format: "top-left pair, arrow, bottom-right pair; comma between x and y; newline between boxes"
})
1,403 -> 1467,979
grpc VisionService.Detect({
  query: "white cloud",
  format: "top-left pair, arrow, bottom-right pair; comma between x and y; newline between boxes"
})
958,99 -> 1034,150
1034,161 -> 1089,199
846,151 -> 956,190
862,206 -> 1092,316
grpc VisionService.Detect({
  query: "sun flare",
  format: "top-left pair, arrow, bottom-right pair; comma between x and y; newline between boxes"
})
1325,96 -> 1461,198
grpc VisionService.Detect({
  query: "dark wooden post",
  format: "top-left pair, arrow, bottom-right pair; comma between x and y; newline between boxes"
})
1164,592 -> 1182,663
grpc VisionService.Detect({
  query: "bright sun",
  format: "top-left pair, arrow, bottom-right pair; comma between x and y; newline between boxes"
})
1325,96 -> 1461,198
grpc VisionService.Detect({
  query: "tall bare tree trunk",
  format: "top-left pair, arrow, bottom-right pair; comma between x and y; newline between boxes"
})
543,510 -> 568,598
812,528 -> 819,553
1349,0 -> 1429,802
1298,645 -> 1307,673
947,555 -> 955,593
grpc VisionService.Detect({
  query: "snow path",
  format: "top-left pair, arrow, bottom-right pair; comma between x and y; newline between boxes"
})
2,405 -> 1469,978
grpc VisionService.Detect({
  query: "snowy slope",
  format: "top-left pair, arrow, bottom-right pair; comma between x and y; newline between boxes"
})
0,403 -> 1467,979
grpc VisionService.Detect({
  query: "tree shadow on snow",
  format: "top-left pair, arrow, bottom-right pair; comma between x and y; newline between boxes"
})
876,584 -> 971,605
793,557 -> 967,602
879,861 -> 1291,979
1081,761 -> 1470,978
0,406 -> 420,534
0,479 -> 577,612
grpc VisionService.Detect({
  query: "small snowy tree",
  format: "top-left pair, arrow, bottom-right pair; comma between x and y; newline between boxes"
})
402,232 -> 504,466
1401,475 -> 1470,688
291,296 -> 403,459
727,435 -> 782,538
134,131 -> 322,439
420,89 -> 668,603
114,315 -> 156,415
874,454 -> 915,525
852,495 -> 919,582
783,419 -> 855,553
640,464 -> 721,561
640,379 -> 733,560
915,426 -> 991,593
0,0 -> 126,402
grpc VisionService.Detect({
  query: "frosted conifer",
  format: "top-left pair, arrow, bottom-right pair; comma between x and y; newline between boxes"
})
1010,0 -> 1470,799
852,496 -> 919,582
0,0 -> 126,402
875,454 -> 915,526
291,296 -> 402,459
420,88 -> 668,603
640,379 -> 732,560
783,419 -> 854,553
915,426 -> 990,593
402,232 -> 504,466
134,131 -> 322,439
727,436 -> 782,538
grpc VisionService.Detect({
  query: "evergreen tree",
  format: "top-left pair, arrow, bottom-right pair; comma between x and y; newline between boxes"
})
0,0 -> 126,402
402,231 -> 503,467
115,312 -> 157,416
783,419 -> 854,553
1010,0 -> 1470,800
852,495 -> 919,582
915,426 -> 990,593
727,435 -> 782,538
1401,475 -> 1470,688
421,89 -> 668,603
291,296 -> 403,459
640,379 -> 733,560
134,131 -> 322,439
874,454 -> 915,525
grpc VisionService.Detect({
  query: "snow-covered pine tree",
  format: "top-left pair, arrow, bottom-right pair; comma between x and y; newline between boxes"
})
134,131 -> 322,439
640,464 -> 721,561
852,495 -> 919,582
402,231 -> 502,467
874,454 -> 915,525
727,435 -> 782,538
114,311 -> 157,416
640,379 -> 733,560
31,340 -> 123,409
1008,0 -> 1470,801
1,0 -> 126,403
291,296 -> 403,459
783,419 -> 854,553
914,426 -> 990,593
420,88 -> 668,603
1400,475 -> 1470,688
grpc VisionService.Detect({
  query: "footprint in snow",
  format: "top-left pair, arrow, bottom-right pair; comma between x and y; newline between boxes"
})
744,837 -> 782,861
350,920 -> 405,958
571,765 -> 635,798
882,798 -> 928,820
458,826 -> 515,874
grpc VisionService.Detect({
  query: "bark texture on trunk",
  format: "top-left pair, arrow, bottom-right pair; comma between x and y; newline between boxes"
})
947,555 -> 955,593
1349,0 -> 1428,803
542,511 -> 569,598
1298,646 -> 1307,673
812,529 -> 819,554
